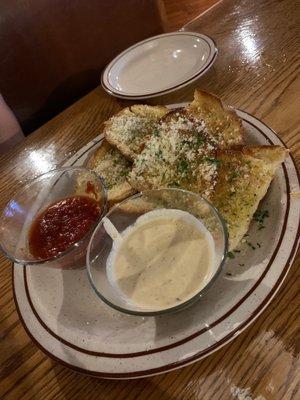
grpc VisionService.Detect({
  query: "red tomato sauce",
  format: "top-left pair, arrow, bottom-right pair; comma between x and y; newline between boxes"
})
28,196 -> 101,259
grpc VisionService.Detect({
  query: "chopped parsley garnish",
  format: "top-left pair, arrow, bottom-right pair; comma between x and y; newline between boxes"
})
120,170 -> 129,177
229,171 -> 240,182
155,149 -> 163,158
152,129 -> 160,137
204,157 -> 221,167
196,136 -> 204,146
246,240 -> 256,250
170,181 -> 180,187
181,139 -> 193,147
227,249 -> 241,259
253,209 -> 269,222
177,159 -> 189,174
253,209 -> 269,230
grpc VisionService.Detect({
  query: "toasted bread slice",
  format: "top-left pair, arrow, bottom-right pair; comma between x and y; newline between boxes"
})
104,105 -> 168,160
212,145 -> 286,250
117,197 -> 155,215
77,140 -> 135,206
187,89 -> 244,147
129,108 -> 219,200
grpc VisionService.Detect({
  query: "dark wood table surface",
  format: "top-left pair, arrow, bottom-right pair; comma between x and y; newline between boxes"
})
0,0 -> 299,398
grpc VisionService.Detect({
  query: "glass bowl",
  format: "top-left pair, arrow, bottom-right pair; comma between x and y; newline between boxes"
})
87,188 -> 228,316
0,166 -> 107,269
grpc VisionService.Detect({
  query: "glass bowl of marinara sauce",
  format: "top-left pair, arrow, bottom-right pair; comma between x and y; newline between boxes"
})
0,167 -> 107,269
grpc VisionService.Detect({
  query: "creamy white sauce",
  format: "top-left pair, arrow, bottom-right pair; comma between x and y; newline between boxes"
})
106,209 -> 215,310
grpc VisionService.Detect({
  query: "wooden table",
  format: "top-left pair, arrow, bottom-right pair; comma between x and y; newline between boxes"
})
1,0 -> 299,398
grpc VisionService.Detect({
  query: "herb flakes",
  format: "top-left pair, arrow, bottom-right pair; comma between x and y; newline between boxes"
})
204,156 -> 221,167
253,209 -> 269,230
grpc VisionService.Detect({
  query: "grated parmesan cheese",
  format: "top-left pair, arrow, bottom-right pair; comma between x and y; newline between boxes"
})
108,111 -> 157,155
129,109 -> 219,199
105,106 -> 168,159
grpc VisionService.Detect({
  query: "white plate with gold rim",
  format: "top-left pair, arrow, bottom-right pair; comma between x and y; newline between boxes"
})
101,32 -> 217,99
13,106 -> 299,379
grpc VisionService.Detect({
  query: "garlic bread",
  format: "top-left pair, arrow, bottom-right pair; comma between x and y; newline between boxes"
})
212,146 -> 286,249
81,140 -> 136,206
104,105 -> 168,160
187,89 -> 244,148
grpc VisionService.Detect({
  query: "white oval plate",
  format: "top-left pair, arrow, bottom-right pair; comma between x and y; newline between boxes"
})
13,108 -> 299,379
101,32 -> 217,99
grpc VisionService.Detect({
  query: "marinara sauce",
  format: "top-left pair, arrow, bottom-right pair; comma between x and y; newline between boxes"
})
29,196 -> 101,259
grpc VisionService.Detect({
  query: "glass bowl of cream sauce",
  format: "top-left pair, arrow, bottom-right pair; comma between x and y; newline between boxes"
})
87,188 -> 228,316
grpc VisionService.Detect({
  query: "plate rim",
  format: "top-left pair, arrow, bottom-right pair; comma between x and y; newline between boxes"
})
13,110 -> 300,379
101,32 -> 218,99
18,118 -> 291,357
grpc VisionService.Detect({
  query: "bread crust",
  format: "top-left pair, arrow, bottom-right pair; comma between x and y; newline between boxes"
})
85,140 -> 136,206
